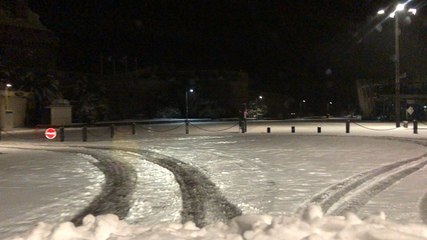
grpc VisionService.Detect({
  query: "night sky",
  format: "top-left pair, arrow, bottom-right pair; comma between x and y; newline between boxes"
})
27,0 -> 427,109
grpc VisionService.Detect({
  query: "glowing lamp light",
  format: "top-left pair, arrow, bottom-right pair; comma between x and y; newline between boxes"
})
5,83 -> 12,111
377,9 -> 385,15
189,88 -> 194,93
408,8 -> 417,15
396,3 -> 405,12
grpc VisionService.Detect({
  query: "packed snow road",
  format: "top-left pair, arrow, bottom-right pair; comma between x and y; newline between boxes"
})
1,122 -> 427,238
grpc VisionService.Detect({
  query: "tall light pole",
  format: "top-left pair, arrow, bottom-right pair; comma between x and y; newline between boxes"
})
394,10 -> 401,127
185,88 -> 194,134
299,99 -> 306,117
378,3 -> 416,127
327,101 -> 332,117
5,83 -> 12,111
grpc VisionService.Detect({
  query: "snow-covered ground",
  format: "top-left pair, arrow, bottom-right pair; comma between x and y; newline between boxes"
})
1,121 -> 427,239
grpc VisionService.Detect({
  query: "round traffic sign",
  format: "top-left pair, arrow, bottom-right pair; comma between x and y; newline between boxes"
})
45,128 -> 57,140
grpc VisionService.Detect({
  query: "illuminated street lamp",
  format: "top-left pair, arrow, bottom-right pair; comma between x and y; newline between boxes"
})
378,3 -> 416,127
185,88 -> 194,134
327,101 -> 333,117
5,83 -> 12,111
299,99 -> 306,117
377,9 -> 385,15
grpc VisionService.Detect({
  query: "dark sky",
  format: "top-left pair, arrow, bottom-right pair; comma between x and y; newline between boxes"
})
27,0 -> 427,104
26,1 -> 384,69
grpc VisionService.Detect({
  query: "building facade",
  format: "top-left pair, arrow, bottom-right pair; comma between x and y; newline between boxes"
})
0,0 -> 58,128
0,0 -> 58,69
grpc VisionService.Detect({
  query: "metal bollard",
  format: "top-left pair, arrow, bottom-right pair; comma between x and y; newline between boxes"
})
414,120 -> 418,134
267,127 -> 271,133
82,126 -> 87,142
132,123 -> 136,135
346,120 -> 350,133
59,127 -> 65,142
185,121 -> 189,134
291,126 -> 295,133
110,124 -> 115,138
317,127 -> 321,133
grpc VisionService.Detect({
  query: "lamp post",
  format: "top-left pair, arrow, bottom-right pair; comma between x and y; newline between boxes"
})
394,10 -> 401,127
327,101 -> 332,117
378,3 -> 416,127
5,83 -> 12,111
185,88 -> 194,134
299,99 -> 306,117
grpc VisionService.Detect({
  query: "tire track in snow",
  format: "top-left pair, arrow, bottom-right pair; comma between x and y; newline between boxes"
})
0,146 -> 137,226
69,151 -> 137,226
327,157 -> 427,216
297,153 -> 427,217
82,146 -> 242,228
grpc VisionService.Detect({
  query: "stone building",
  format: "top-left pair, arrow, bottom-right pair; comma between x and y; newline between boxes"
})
0,0 -> 58,69
0,0 -> 58,129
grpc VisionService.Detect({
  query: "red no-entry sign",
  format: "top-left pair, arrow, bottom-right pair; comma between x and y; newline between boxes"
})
45,128 -> 57,140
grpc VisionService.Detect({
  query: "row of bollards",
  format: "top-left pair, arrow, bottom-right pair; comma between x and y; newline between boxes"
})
56,124 -> 139,142
266,126 -> 327,133
266,120 -> 352,134
59,120 -> 420,141
3,120 -> 421,142
265,120 -> 420,134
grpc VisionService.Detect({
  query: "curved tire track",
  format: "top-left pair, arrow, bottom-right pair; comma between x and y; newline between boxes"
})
82,146 -> 242,228
0,146 -> 138,226
69,151 -> 137,226
327,158 -> 427,215
297,152 -> 427,217
1,145 -> 241,227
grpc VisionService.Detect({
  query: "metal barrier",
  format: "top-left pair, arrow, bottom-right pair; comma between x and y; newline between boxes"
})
189,122 -> 240,133
1,120 -> 425,142
351,122 -> 397,131
0,129 -> 45,140
136,123 -> 185,133
86,127 -> 111,138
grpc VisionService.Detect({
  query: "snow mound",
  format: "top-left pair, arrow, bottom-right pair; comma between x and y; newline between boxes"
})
10,205 -> 427,240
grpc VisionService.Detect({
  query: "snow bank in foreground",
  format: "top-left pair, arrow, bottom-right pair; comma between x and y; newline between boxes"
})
10,205 -> 427,240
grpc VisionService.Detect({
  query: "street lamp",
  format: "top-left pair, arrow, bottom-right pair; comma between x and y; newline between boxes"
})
327,101 -> 333,117
378,3 -> 416,127
299,99 -> 306,117
5,83 -> 12,111
185,88 -> 194,134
